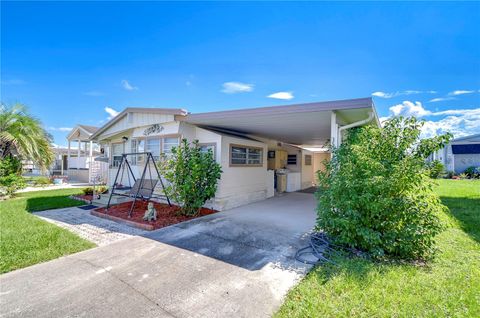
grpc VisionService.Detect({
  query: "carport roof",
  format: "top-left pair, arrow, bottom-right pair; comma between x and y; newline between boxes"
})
183,97 -> 379,146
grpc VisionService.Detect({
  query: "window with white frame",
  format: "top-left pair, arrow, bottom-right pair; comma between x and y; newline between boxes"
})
130,139 -> 145,164
230,144 -> 263,166
146,138 -> 160,160
162,137 -> 179,157
199,143 -> 216,159
111,143 -> 123,167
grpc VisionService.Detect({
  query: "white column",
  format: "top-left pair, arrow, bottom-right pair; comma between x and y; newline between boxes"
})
77,139 -> 81,169
330,111 -> 338,159
67,140 -> 71,170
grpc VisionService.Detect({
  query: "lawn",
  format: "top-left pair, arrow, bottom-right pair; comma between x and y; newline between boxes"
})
0,189 -> 96,274
276,179 -> 480,317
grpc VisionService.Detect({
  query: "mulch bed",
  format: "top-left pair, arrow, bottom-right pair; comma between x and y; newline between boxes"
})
92,201 -> 217,230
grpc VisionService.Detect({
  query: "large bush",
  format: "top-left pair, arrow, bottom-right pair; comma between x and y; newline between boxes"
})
316,117 -> 451,260
0,157 -> 26,196
160,139 -> 222,216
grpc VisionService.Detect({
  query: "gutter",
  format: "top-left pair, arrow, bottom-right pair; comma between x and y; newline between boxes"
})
337,111 -> 375,145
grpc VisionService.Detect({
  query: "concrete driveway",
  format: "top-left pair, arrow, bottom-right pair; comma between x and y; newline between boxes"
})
0,193 -> 316,318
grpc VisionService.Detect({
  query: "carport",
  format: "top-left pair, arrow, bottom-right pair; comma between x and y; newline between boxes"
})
183,97 -> 380,194
184,97 -> 380,150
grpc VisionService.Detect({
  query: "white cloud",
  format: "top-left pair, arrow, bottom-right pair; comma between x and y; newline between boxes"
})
84,90 -> 104,96
221,82 -> 254,94
448,90 -> 475,96
267,91 -> 294,100
371,90 -> 436,99
383,100 -> 480,138
121,80 -> 138,91
48,127 -> 73,132
429,97 -> 455,103
389,101 -> 432,117
105,106 -> 120,120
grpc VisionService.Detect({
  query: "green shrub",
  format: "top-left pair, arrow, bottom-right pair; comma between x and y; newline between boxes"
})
316,117 -> 451,260
0,157 -> 25,196
160,139 -> 222,216
0,157 -> 22,176
445,170 -> 455,179
464,166 -> 480,179
0,174 -> 26,196
82,186 -> 108,195
427,160 -> 445,179
32,176 -> 52,186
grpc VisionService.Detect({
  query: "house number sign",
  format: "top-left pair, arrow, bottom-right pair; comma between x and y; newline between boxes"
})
143,124 -> 164,136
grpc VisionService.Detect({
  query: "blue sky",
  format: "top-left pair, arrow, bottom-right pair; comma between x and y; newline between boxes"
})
2,1 -> 479,146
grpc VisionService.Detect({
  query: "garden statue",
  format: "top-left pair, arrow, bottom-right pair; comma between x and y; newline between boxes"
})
143,202 -> 157,221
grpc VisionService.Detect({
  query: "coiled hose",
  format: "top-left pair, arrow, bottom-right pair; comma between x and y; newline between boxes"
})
295,232 -> 337,265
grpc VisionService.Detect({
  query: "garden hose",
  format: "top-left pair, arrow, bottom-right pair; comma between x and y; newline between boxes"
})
295,232 -> 336,265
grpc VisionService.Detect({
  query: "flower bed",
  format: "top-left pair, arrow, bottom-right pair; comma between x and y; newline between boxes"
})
91,201 -> 217,230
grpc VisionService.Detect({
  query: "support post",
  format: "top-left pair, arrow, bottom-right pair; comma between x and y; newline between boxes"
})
67,140 -> 71,171
77,139 -> 81,169
330,111 -> 338,159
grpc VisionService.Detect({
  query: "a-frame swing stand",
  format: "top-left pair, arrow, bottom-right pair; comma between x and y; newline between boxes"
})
106,152 -> 171,218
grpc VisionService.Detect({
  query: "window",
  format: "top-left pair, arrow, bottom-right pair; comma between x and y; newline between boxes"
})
287,154 -> 297,165
111,143 -> 123,167
199,143 -> 216,159
230,144 -> 263,166
304,155 -> 312,166
131,139 -> 145,164
146,138 -> 160,160
162,137 -> 179,157
130,136 -> 180,164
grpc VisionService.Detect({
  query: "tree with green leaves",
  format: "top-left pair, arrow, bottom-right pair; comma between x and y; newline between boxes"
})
316,116 -> 452,260
160,139 -> 222,216
0,103 -> 54,171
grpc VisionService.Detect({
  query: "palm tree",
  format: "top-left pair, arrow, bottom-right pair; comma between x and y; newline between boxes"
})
0,103 -> 54,171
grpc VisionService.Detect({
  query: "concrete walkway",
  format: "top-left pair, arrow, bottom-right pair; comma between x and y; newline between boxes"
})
0,193 -> 316,318
34,207 -> 147,246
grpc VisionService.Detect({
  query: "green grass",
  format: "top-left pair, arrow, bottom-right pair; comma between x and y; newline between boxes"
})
276,179 -> 480,318
0,189 -> 96,274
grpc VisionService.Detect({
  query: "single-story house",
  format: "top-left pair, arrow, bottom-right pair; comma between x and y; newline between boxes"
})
87,97 -> 379,211
429,133 -> 480,173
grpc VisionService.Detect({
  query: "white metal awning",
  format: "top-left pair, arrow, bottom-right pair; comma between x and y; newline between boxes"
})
183,97 -> 379,147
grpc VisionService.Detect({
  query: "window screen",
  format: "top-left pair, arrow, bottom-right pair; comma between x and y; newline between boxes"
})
230,145 -> 263,166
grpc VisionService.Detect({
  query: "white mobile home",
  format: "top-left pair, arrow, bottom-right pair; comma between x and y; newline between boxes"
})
429,133 -> 480,173
89,97 -> 379,211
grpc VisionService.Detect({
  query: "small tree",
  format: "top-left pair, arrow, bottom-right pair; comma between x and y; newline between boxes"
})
160,139 -> 222,216
316,117 -> 451,260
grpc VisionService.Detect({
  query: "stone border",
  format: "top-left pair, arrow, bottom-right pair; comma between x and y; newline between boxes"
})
70,195 -> 91,204
90,210 -> 154,231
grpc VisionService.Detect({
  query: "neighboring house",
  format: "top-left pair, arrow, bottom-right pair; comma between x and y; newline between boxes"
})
429,133 -> 480,173
89,97 -> 380,211
66,125 -> 107,183
22,146 -> 70,176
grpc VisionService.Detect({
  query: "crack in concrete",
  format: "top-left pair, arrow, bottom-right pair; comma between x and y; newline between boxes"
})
72,256 -> 179,318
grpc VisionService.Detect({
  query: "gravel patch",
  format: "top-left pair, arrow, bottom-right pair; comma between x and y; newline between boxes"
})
34,207 -> 147,246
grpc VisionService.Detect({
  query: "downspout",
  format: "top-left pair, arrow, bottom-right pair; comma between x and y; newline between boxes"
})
337,112 -> 375,145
